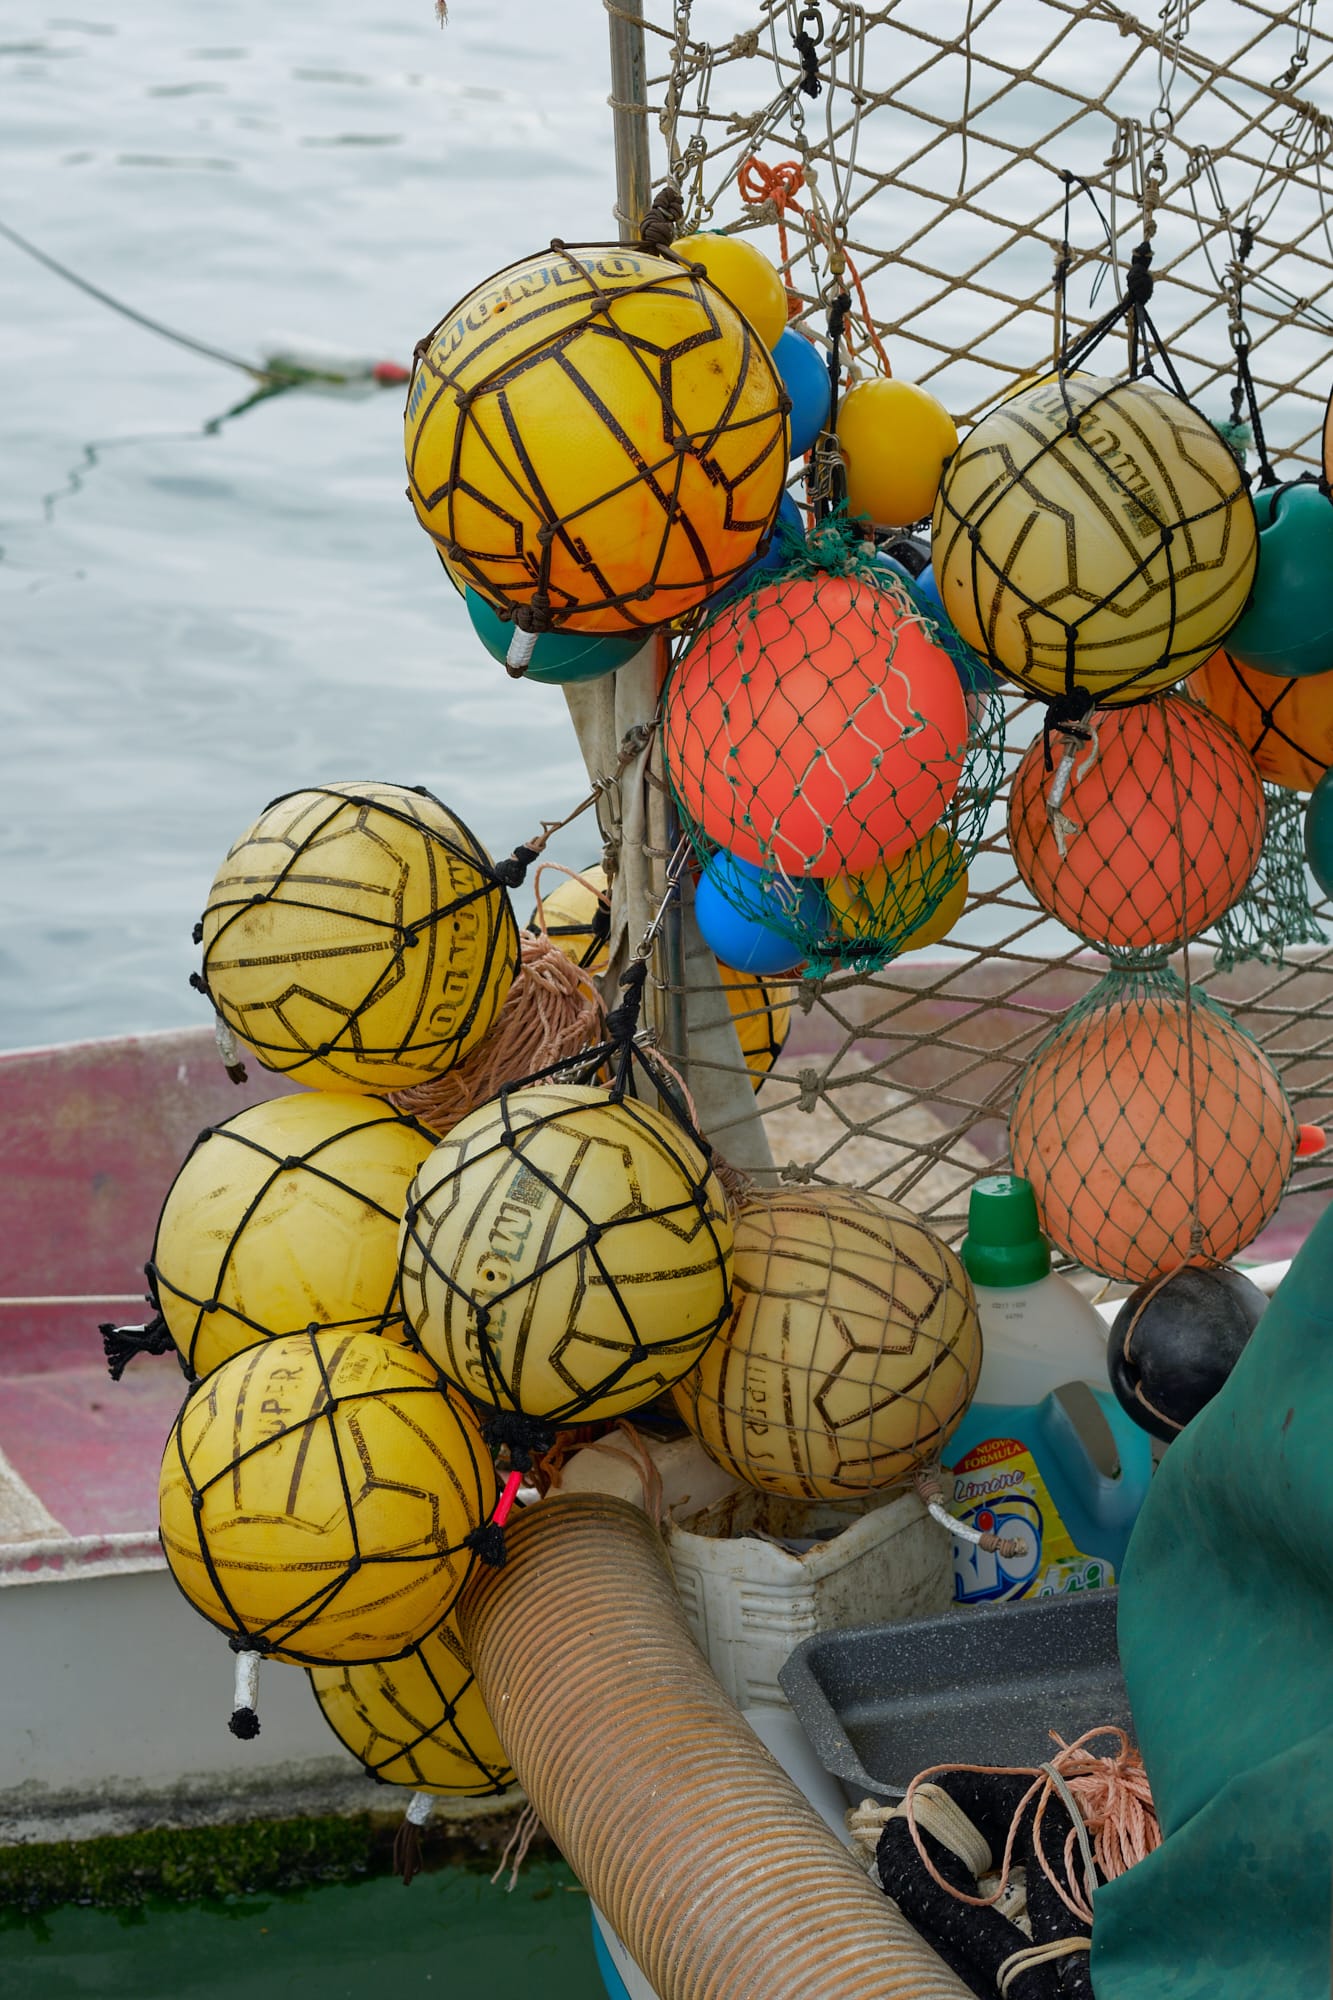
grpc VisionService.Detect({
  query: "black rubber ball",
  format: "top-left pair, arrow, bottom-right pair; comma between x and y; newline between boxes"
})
1108,1266 -> 1267,1444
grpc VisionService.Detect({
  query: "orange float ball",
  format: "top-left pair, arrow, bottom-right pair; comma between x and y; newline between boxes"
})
1008,695 -> 1265,952
1189,648 -> 1333,793
1009,975 -> 1296,1285
662,571 -> 968,878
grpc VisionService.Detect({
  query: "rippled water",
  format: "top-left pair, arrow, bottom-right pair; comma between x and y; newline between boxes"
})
0,2 -> 626,1050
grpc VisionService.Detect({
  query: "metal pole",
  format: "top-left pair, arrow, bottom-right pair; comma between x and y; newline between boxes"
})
607,0 -> 653,244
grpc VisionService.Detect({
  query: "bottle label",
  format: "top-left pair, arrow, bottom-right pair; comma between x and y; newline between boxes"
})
946,1435 -> 1116,1603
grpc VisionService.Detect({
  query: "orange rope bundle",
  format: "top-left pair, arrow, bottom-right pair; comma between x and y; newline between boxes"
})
390,930 -> 604,1137
738,154 -> 892,376
903,1727 -> 1161,1928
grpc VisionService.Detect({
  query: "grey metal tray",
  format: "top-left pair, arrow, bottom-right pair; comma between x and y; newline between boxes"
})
777,1591 -> 1132,1802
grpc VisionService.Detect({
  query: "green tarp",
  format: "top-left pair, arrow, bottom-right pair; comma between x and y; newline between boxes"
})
1092,1202 -> 1333,1998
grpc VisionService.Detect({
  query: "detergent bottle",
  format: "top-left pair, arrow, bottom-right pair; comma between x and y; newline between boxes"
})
945,1174 -> 1153,1603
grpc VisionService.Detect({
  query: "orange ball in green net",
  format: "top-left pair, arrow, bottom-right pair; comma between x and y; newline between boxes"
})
664,571 -> 968,878
1009,969 -> 1296,1285
1007,695 -> 1266,952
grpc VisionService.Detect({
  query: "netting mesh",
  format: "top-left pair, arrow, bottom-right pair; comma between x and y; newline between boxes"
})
607,0 -> 1332,1272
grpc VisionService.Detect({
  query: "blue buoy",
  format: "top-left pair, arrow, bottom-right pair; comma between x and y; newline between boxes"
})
693,850 -> 824,976
465,588 -> 642,685
773,327 -> 832,459
708,491 -> 807,611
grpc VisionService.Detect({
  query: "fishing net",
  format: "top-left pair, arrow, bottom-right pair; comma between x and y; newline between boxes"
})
663,524 -> 1007,973
588,0 -> 1332,1261
1008,958 -> 1297,1283
1212,780 -> 1328,969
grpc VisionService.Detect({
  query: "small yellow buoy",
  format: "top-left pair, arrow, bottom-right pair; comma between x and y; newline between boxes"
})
309,1617 -> 513,1797
836,378 -> 959,529
159,1329 -> 497,1664
825,827 -> 968,952
718,962 -> 793,1089
150,1091 -> 435,1378
399,1083 -> 734,1424
673,232 -> 788,349
529,865 -> 611,974
199,781 -> 519,1093
672,1186 -> 980,1498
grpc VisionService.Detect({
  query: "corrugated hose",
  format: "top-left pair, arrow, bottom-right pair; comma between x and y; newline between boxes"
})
457,1493 -> 971,2000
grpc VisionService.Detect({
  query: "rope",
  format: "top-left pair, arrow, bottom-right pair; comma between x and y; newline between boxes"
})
901,1728 -> 1161,1929
389,932 -> 604,1138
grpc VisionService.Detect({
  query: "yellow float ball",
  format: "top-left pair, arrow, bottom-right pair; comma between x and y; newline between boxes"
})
199,781 -> 518,1093
671,1186 -> 980,1498
932,373 -> 1258,703
718,962 -> 793,1088
406,244 -> 788,635
836,378 -> 959,529
309,1617 -> 513,1798
398,1083 -> 734,1425
673,232 -> 788,350
149,1092 -> 435,1379
159,1330 -> 497,1664
529,865 -> 610,974
826,827 -> 967,951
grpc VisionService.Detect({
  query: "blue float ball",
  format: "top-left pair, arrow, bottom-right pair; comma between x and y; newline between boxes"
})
1306,766 -> 1333,900
693,851 -> 823,976
709,492 -> 807,611
774,328 -> 832,459
465,589 -> 641,685
875,553 -> 996,698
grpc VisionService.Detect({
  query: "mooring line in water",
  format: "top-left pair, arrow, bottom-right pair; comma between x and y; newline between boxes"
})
0,214 -> 409,391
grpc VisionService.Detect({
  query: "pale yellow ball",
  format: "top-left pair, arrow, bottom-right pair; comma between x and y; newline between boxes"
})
672,1186 -> 980,1498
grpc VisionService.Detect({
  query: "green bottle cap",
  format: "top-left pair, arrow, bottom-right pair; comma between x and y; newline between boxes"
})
961,1174 -> 1052,1288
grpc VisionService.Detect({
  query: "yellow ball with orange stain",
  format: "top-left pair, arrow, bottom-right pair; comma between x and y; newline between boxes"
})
672,1186 -> 981,1499
836,378 -> 959,529
406,244 -> 788,634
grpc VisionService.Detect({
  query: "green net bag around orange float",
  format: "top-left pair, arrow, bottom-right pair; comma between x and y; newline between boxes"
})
661,523 -> 1006,977
1008,959 -> 1296,1287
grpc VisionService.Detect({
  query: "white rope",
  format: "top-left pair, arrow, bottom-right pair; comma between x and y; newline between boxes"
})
506,626 -> 538,670
232,1650 -> 260,1713
997,1936 -> 1092,1997
405,1789 -> 435,1828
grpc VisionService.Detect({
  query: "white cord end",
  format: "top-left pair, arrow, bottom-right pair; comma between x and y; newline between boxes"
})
228,1648 -> 261,1740
406,1789 -> 436,1829
506,625 -> 538,670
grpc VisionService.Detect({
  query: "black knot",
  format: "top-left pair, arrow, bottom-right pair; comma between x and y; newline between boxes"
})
639,182 -> 684,252
465,1520 -> 508,1569
101,1314 -> 174,1382
493,843 -> 540,889
606,957 -> 648,1045
1125,240 -> 1154,307
481,1410 -> 554,1472
228,1708 -> 261,1741
229,1633 -> 273,1655
793,4 -> 824,97
827,292 -> 852,342
191,921 -> 204,945
1041,689 -> 1096,771
188,971 -> 209,996
511,595 -> 552,636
